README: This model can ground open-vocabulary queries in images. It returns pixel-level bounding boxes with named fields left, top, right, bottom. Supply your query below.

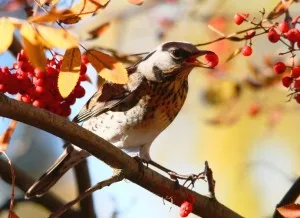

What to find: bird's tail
left=25, top=144, right=89, bottom=199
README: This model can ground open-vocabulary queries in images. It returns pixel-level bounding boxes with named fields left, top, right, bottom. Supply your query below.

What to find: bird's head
left=136, top=41, right=212, bottom=82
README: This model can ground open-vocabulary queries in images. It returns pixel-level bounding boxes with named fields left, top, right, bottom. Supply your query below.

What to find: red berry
left=291, top=67, right=300, bottom=78
left=35, top=86, right=45, bottom=93
left=204, top=53, right=219, bottom=68
left=180, top=201, right=193, bottom=217
left=233, top=13, right=248, bottom=25
left=34, top=69, right=45, bottom=78
left=295, top=94, right=300, bottom=104
left=79, top=74, right=88, bottom=82
left=46, top=66, right=58, bottom=76
left=281, top=76, right=293, bottom=88
left=248, top=103, right=260, bottom=117
left=65, top=95, right=76, bottom=105
left=285, top=28, right=300, bottom=43
left=33, top=77, right=45, bottom=86
left=273, top=62, right=286, bottom=74
left=74, top=86, right=85, bottom=98
left=268, top=28, right=280, bottom=43
left=81, top=54, right=89, bottom=64
left=61, top=103, right=71, bottom=117
left=21, top=94, right=31, bottom=103
left=0, top=84, right=6, bottom=93
left=32, top=99, right=45, bottom=108
left=80, top=63, right=87, bottom=75
left=278, top=21, right=289, bottom=33
left=294, top=80, right=300, bottom=90
left=241, top=46, right=252, bottom=56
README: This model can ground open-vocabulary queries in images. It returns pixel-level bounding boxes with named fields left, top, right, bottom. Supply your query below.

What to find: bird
left=25, top=41, right=212, bottom=199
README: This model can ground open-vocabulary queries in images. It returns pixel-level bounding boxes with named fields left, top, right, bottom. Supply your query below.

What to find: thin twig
left=49, top=170, right=125, bottom=218
left=0, top=151, right=15, bottom=215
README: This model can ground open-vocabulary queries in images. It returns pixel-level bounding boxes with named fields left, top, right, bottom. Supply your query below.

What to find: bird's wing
left=72, top=68, right=145, bottom=123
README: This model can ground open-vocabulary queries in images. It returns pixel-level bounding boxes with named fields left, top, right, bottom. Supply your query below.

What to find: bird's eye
left=170, top=49, right=190, bottom=60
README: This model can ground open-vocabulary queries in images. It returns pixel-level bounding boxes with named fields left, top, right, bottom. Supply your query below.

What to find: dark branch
left=0, top=94, right=243, bottom=218
left=0, top=158, right=80, bottom=218
left=8, top=35, right=22, bottom=58
left=73, top=160, right=96, bottom=218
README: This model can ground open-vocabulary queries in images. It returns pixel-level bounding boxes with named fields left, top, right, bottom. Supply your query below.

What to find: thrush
left=25, top=41, right=212, bottom=199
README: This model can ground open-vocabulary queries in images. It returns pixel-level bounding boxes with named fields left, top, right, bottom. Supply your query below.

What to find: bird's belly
left=82, top=106, right=162, bottom=149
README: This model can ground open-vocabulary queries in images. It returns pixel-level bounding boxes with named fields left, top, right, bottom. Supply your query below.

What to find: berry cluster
left=0, top=50, right=88, bottom=117
left=234, top=11, right=300, bottom=104
left=233, top=13, right=300, bottom=57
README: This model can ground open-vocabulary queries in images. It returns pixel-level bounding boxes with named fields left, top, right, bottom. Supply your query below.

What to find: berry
left=204, top=53, right=219, bottom=68
left=80, top=63, right=87, bottom=75
left=291, top=67, right=300, bottom=78
left=32, top=99, right=45, bottom=108
left=0, top=84, right=6, bottom=93
left=241, top=46, right=252, bottom=56
left=81, top=54, right=89, bottom=64
left=33, top=77, right=45, bottom=86
left=281, top=76, right=293, bottom=88
left=233, top=13, right=249, bottom=25
left=46, top=66, right=58, bottom=76
left=21, top=94, right=31, bottom=103
left=35, top=86, right=45, bottom=93
left=295, top=94, right=300, bottom=104
left=248, top=103, right=260, bottom=117
left=273, top=62, right=286, bottom=74
left=79, top=74, right=88, bottom=82
left=278, top=21, right=289, bottom=33
left=34, top=69, right=45, bottom=78
left=285, top=28, right=300, bottom=43
left=294, top=79, right=300, bottom=90
left=74, top=86, right=85, bottom=98
left=268, top=28, right=280, bottom=43
left=180, top=201, right=193, bottom=217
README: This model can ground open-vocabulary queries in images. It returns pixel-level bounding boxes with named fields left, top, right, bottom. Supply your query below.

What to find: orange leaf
left=278, top=204, right=300, bottom=218
left=58, top=47, right=81, bottom=98
left=0, top=18, right=14, bottom=54
left=87, top=49, right=128, bottom=84
left=88, top=22, right=110, bottom=39
left=20, top=24, right=47, bottom=70
left=128, top=0, right=144, bottom=5
left=0, top=120, right=17, bottom=151
left=36, top=25, right=78, bottom=49
left=60, top=0, right=110, bottom=24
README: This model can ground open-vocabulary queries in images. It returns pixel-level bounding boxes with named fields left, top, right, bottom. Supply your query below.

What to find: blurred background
left=0, top=0, right=299, bottom=217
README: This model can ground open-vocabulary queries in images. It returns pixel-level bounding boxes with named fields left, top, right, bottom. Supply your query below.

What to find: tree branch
left=273, top=177, right=300, bottom=218
left=0, top=94, right=243, bottom=218
left=73, top=160, right=96, bottom=218
left=0, top=158, right=80, bottom=218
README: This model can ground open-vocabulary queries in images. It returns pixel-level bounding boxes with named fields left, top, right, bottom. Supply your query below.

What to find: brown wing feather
left=72, top=67, right=145, bottom=123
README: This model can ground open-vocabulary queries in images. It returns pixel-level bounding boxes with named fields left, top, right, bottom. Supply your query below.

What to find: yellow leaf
left=0, top=18, right=14, bottom=53
left=87, top=50, right=128, bottom=84
left=58, top=47, right=81, bottom=98
left=37, top=25, right=78, bottom=49
left=20, top=24, right=47, bottom=70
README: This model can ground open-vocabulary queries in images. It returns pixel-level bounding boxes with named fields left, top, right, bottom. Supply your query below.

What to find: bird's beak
left=185, top=50, right=212, bottom=68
